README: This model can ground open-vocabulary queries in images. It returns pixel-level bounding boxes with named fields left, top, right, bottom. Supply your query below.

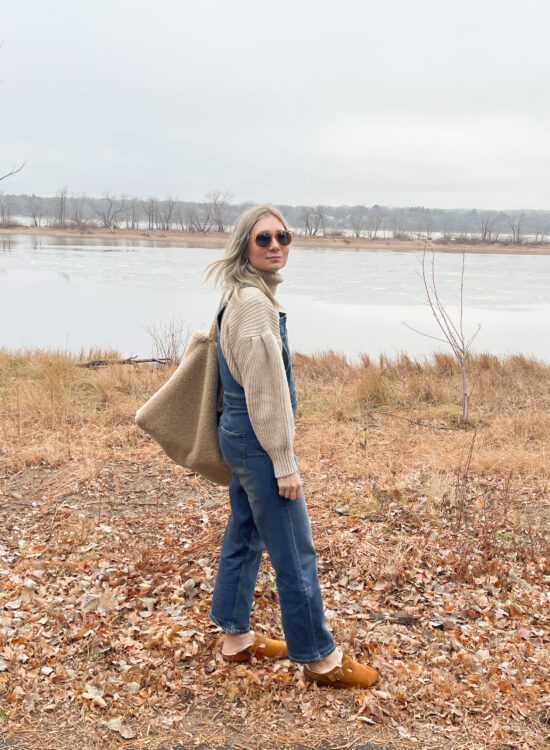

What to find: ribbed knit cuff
left=271, top=450, right=298, bottom=478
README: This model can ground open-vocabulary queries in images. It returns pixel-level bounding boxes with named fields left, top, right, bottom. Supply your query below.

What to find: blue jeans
left=209, top=401, right=335, bottom=663
left=209, top=306, right=335, bottom=664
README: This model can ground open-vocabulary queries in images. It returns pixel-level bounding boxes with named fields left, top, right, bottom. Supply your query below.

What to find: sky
left=2, top=0, right=550, bottom=210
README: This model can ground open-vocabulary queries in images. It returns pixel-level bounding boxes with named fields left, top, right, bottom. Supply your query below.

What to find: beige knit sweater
left=220, top=270, right=296, bottom=478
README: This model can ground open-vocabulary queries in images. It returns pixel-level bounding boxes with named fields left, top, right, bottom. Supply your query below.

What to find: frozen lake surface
left=0, top=234, right=548, bottom=362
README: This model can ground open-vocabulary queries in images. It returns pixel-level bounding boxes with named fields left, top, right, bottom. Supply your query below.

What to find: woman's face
left=246, top=214, right=290, bottom=273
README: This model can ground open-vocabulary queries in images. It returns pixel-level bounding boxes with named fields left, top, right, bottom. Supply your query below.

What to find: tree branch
left=0, top=161, right=25, bottom=182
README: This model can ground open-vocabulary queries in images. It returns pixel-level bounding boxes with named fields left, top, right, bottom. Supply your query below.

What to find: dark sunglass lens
left=255, top=232, right=271, bottom=247
left=277, top=231, right=292, bottom=246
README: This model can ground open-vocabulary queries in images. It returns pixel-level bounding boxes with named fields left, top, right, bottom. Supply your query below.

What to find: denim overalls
left=209, top=301, right=335, bottom=664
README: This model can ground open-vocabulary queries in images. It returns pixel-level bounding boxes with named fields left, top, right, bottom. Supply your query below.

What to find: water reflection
left=32, top=236, right=223, bottom=250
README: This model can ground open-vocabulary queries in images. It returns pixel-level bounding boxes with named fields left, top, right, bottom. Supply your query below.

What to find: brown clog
left=303, top=652, right=378, bottom=688
left=222, top=634, right=288, bottom=663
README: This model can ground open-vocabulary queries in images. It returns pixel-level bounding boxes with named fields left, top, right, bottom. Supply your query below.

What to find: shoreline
left=2, top=225, right=550, bottom=254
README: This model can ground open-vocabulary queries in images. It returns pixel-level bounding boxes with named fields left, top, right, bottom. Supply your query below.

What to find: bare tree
left=56, top=186, right=68, bottom=226
left=145, top=198, right=158, bottom=230
left=158, top=196, right=177, bottom=230
left=299, top=205, right=314, bottom=235
left=440, top=212, right=454, bottom=242
left=508, top=212, right=524, bottom=244
left=176, top=204, right=187, bottom=231
left=0, top=51, right=25, bottom=186
left=404, top=251, right=481, bottom=422
left=69, top=192, right=86, bottom=226
left=126, top=197, right=141, bottom=229
left=349, top=206, right=368, bottom=237
left=477, top=211, right=497, bottom=243
left=312, top=205, right=326, bottom=236
left=421, top=209, right=434, bottom=238
left=206, top=191, right=232, bottom=232
left=299, top=205, right=326, bottom=236
left=0, top=193, right=13, bottom=225
left=94, top=194, right=125, bottom=229
left=185, top=203, right=212, bottom=233
left=388, top=207, right=406, bottom=239
left=26, top=194, right=43, bottom=226
left=0, top=162, right=25, bottom=182
left=366, top=206, right=384, bottom=238
left=532, top=214, right=548, bottom=244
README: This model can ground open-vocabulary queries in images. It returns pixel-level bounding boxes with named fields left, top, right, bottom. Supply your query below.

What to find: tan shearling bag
left=135, top=312, right=232, bottom=486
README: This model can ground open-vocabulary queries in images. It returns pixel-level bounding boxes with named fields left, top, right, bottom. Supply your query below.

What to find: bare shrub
left=404, top=251, right=481, bottom=422
left=145, top=318, right=190, bottom=363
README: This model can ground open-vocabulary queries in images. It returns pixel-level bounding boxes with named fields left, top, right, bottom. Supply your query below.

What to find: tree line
left=0, top=189, right=549, bottom=243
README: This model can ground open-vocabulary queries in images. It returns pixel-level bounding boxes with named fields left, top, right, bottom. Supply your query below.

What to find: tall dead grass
left=0, top=348, right=175, bottom=473
left=1, top=348, right=549, bottom=492
left=294, top=349, right=550, bottom=418
left=293, top=350, right=550, bottom=507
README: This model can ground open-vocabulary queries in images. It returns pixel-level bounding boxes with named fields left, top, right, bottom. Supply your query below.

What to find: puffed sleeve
left=221, top=289, right=296, bottom=478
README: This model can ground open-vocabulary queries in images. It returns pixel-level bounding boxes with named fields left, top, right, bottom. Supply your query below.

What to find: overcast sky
left=2, top=0, right=549, bottom=210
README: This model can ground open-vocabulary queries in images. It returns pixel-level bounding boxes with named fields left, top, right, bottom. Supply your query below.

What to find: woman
left=204, top=205, right=377, bottom=688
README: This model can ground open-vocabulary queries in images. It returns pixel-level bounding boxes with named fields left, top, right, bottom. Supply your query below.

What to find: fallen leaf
left=106, top=717, right=136, bottom=739
left=7, top=686, right=25, bottom=703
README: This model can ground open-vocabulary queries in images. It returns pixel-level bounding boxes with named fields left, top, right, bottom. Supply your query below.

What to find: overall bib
left=209, top=302, right=335, bottom=663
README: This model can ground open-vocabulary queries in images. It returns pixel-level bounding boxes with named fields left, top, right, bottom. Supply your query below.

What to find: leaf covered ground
left=0, top=350, right=549, bottom=750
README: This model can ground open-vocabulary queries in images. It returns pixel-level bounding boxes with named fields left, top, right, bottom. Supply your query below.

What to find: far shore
left=2, top=224, right=550, bottom=254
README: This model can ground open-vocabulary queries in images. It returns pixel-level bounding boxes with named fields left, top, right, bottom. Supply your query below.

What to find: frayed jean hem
left=208, top=610, right=250, bottom=635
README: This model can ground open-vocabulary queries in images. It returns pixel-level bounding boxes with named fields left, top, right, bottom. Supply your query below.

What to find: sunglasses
left=252, top=230, right=293, bottom=248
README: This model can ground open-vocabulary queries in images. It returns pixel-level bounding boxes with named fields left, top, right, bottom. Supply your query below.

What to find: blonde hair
left=203, top=204, right=288, bottom=307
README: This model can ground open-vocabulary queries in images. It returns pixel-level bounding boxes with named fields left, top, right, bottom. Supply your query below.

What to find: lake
left=1, top=234, right=549, bottom=362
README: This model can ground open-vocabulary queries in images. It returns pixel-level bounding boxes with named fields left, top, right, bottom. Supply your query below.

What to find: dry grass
left=294, top=348, right=550, bottom=434
left=0, top=348, right=170, bottom=476
left=2, top=346, right=549, bottom=509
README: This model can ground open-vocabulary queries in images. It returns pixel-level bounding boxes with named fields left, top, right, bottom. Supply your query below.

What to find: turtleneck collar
left=249, top=266, right=284, bottom=295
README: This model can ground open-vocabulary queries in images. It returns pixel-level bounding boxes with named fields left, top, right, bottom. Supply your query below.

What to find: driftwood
left=79, top=356, right=173, bottom=368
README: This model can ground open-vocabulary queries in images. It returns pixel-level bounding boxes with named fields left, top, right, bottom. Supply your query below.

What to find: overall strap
left=209, top=299, right=229, bottom=341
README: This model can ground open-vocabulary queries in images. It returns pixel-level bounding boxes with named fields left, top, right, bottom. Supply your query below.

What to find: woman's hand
left=277, top=473, right=302, bottom=501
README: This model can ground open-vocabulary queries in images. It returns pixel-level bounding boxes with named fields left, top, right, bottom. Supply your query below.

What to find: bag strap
left=208, top=314, right=218, bottom=341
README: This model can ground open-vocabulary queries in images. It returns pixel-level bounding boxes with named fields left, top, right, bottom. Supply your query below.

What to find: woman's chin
left=248, top=252, right=287, bottom=272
